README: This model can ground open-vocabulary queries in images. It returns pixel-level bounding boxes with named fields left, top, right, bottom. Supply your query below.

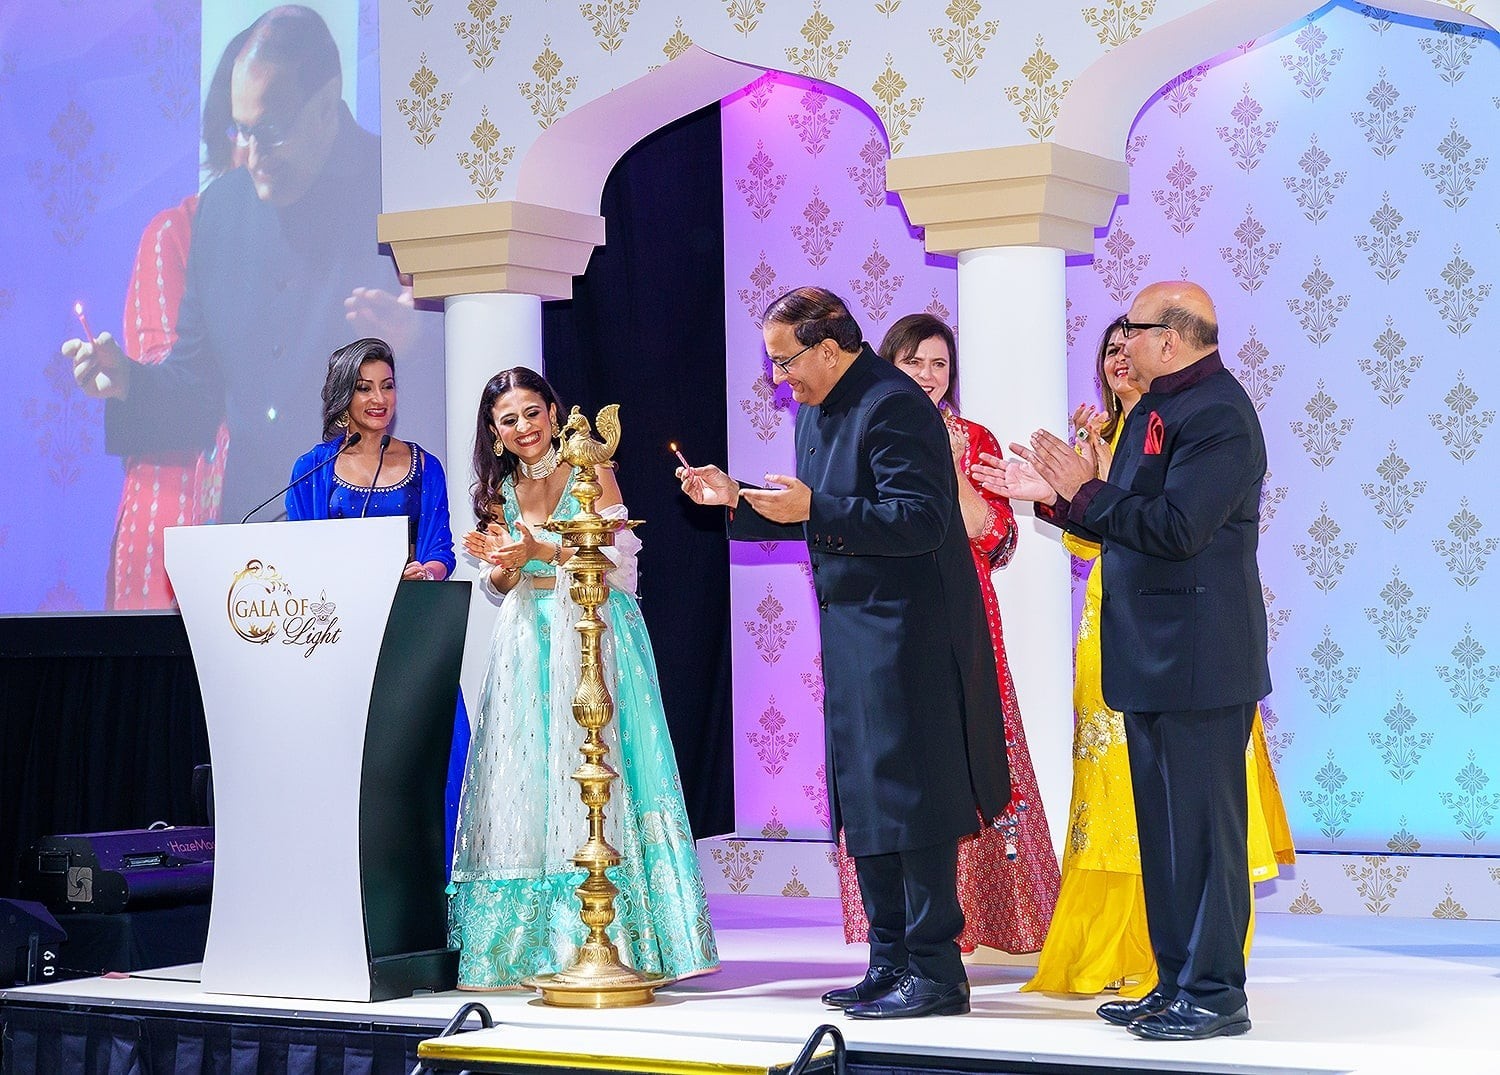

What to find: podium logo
left=227, top=559, right=343, bottom=656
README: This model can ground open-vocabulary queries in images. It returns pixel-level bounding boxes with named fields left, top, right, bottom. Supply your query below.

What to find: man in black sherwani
left=680, top=286, right=1009, bottom=1019
left=980, top=280, right=1269, bottom=1042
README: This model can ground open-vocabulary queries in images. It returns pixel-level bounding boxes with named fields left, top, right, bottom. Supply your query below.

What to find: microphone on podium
left=359, top=434, right=392, bottom=519
left=239, top=432, right=362, bottom=524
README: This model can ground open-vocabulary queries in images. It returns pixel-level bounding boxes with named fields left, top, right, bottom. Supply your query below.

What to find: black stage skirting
left=0, top=1000, right=1197, bottom=1075
left=0, top=1002, right=430, bottom=1074
left=0, top=995, right=1212, bottom=1073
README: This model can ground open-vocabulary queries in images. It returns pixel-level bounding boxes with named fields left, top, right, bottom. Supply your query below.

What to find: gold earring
left=336, top=411, right=349, bottom=428
left=493, top=435, right=504, bottom=458
left=551, top=420, right=562, bottom=439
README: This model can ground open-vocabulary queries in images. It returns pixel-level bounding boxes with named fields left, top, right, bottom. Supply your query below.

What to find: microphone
left=360, top=434, right=391, bottom=519
left=240, top=432, right=362, bottom=524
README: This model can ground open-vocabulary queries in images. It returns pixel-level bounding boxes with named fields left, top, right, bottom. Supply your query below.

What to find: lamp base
left=525, top=969, right=673, bottom=1009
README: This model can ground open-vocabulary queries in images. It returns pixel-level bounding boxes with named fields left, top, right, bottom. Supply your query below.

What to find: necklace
left=519, top=443, right=561, bottom=481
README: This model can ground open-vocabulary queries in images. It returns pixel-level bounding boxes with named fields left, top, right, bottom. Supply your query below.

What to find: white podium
left=165, top=517, right=468, bottom=1002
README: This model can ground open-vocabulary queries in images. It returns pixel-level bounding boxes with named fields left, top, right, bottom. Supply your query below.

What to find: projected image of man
left=66, top=4, right=430, bottom=524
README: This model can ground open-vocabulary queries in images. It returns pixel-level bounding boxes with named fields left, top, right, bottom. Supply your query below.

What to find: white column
left=442, top=292, right=544, bottom=714
left=957, top=245, right=1072, bottom=862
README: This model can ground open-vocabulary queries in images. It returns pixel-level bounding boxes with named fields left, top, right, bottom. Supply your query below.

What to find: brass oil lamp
left=525, top=405, right=667, bottom=1008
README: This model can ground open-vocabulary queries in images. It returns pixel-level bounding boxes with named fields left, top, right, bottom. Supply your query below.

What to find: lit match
left=72, top=300, right=113, bottom=394
left=73, top=301, right=97, bottom=343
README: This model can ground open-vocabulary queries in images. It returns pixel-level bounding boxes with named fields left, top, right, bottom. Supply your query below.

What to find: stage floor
left=3, top=892, right=1496, bottom=1074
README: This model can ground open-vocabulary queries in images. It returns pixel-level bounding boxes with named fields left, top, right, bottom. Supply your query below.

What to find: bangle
left=547, top=542, right=561, bottom=565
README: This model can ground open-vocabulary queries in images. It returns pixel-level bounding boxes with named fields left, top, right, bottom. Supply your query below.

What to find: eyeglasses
left=227, top=115, right=295, bottom=150
left=1119, top=319, right=1173, bottom=339
left=226, top=84, right=325, bottom=150
left=768, top=341, right=816, bottom=374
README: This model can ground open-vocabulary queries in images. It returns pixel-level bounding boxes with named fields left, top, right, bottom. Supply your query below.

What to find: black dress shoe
left=821, top=965, right=905, bottom=1008
left=1127, top=999, right=1251, bottom=1041
left=843, top=973, right=970, bottom=1019
left=1096, top=991, right=1172, bottom=1026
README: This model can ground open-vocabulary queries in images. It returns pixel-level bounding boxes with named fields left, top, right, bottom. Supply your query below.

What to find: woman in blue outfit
left=285, top=337, right=469, bottom=863
left=450, top=367, right=718, bottom=989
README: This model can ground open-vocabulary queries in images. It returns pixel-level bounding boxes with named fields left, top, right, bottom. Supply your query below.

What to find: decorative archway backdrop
left=378, top=1, right=1500, bottom=216
left=713, top=4, right=1500, bottom=862
left=1065, top=4, right=1500, bottom=857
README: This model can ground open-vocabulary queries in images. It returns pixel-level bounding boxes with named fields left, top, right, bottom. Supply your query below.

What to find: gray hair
left=1158, top=304, right=1218, bottom=349
left=321, top=338, right=394, bottom=441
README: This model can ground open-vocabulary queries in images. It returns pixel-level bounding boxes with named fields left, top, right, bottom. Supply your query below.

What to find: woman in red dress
left=833, top=312, right=1061, bottom=953
left=108, top=197, right=229, bottom=608
left=105, top=30, right=250, bottom=608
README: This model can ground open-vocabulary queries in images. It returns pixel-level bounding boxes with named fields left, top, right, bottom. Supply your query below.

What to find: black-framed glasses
left=1119, top=319, right=1173, bottom=339
left=768, top=341, right=816, bottom=374
left=227, top=116, right=294, bottom=150
left=226, top=84, right=325, bottom=150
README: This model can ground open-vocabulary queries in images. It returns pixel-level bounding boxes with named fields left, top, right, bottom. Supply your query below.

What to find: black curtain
left=542, top=103, right=734, bottom=838
left=0, top=617, right=210, bottom=901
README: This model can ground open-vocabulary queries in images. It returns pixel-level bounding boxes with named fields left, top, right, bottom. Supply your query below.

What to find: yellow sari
left=1022, top=426, right=1294, bottom=998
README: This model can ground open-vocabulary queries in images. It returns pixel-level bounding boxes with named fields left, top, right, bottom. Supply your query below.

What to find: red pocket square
left=1143, top=411, right=1164, bottom=455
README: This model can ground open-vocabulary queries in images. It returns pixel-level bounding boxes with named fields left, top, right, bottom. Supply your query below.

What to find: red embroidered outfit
left=835, top=415, right=1061, bottom=953
left=107, top=197, right=230, bottom=609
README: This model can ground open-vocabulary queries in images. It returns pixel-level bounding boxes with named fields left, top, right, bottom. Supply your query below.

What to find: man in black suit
left=979, top=280, right=1268, bottom=1041
left=679, top=286, right=1009, bottom=1019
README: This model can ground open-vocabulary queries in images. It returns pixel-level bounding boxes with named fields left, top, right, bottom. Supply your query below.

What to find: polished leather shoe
left=1096, top=991, right=1173, bottom=1026
left=843, top=973, right=970, bottom=1019
left=821, top=965, right=905, bottom=1008
left=1127, top=999, right=1251, bottom=1041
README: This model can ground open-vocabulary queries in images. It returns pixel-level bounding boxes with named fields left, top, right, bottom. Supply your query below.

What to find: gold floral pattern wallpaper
left=379, top=0, right=1263, bottom=213
left=720, top=71, right=957, bottom=840
left=1063, top=5, right=1500, bottom=860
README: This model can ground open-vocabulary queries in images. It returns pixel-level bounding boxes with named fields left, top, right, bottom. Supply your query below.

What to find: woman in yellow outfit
left=1021, top=316, right=1295, bottom=998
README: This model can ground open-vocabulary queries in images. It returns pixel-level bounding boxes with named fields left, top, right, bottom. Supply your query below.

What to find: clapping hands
left=1070, top=403, right=1114, bottom=479
left=1008, top=428, right=1097, bottom=502
left=464, top=520, right=537, bottom=573
left=971, top=452, right=1056, bottom=504
left=943, top=410, right=969, bottom=464
left=970, top=414, right=1103, bottom=505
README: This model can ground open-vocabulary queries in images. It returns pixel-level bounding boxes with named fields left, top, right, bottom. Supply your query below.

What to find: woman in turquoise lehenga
left=449, top=367, right=718, bottom=989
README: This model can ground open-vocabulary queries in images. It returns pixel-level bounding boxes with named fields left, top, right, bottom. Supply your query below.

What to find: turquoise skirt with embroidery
left=448, top=585, right=718, bottom=988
